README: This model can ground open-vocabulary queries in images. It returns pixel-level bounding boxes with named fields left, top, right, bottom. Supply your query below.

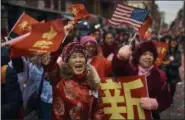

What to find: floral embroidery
left=53, top=97, right=65, bottom=116
left=69, top=103, right=82, bottom=120
left=64, top=81, right=76, bottom=99
left=64, top=81, right=90, bottom=103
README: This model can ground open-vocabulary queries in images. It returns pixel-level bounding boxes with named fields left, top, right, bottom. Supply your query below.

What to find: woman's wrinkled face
left=139, top=51, right=154, bottom=68
left=105, top=33, right=113, bottom=45
left=84, top=41, right=97, bottom=58
left=68, top=52, right=86, bottom=75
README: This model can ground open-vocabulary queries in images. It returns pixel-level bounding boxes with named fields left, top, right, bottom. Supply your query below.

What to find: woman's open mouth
left=73, top=64, right=85, bottom=74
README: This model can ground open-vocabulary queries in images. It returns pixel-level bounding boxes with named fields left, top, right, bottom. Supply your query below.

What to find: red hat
left=61, top=42, right=88, bottom=62
left=132, top=41, right=158, bottom=65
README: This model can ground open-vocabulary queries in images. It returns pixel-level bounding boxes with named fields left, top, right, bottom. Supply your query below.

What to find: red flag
left=138, top=15, right=152, bottom=39
left=8, top=19, right=65, bottom=58
left=153, top=41, right=169, bottom=66
left=11, top=12, right=39, bottom=35
left=68, top=4, right=89, bottom=23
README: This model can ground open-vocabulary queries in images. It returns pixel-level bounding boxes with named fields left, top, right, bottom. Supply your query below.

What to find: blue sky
left=156, top=1, right=184, bottom=24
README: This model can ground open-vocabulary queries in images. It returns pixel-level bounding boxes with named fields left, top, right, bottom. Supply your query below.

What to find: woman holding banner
left=112, top=41, right=172, bottom=119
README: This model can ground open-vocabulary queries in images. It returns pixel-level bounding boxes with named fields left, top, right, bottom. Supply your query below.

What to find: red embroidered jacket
left=52, top=65, right=104, bottom=120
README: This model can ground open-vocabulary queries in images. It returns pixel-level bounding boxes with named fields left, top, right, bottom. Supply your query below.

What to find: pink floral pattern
left=64, top=81, right=76, bottom=99
left=69, top=103, right=82, bottom=120
left=53, top=96, right=65, bottom=116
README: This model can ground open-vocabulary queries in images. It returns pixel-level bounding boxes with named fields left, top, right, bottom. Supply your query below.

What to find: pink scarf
left=138, top=65, right=154, bottom=77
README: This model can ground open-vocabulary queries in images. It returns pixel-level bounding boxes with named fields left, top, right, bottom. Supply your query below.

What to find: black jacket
left=1, top=47, right=23, bottom=119
left=160, top=46, right=181, bottom=83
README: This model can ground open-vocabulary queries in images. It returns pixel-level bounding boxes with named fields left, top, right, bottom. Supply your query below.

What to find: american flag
left=109, top=4, right=150, bottom=31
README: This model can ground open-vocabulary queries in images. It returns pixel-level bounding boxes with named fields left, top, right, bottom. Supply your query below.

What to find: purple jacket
left=112, top=56, right=172, bottom=113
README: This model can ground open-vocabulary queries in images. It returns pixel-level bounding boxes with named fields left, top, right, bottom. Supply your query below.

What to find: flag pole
left=7, top=12, right=25, bottom=39
left=62, top=20, right=75, bottom=44
left=129, top=32, right=137, bottom=44
left=62, top=31, right=69, bottom=43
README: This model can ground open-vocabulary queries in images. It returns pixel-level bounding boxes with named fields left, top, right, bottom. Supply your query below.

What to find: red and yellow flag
left=8, top=19, right=65, bottom=58
left=68, top=4, right=89, bottom=23
left=138, top=15, right=152, bottom=40
left=11, top=12, right=39, bottom=35
left=153, top=41, right=169, bottom=66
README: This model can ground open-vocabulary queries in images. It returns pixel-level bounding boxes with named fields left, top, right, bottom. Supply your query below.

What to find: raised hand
left=117, top=45, right=132, bottom=60
left=64, top=21, right=74, bottom=35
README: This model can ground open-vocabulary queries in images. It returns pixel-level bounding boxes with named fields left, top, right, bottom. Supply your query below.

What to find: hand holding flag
left=62, top=21, right=74, bottom=44
left=64, top=21, right=74, bottom=35
left=109, top=3, right=151, bottom=42
left=109, top=4, right=150, bottom=31
left=6, top=19, right=65, bottom=58
left=66, top=4, right=89, bottom=42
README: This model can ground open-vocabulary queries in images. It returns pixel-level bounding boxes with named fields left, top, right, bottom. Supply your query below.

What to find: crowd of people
left=1, top=18, right=184, bottom=120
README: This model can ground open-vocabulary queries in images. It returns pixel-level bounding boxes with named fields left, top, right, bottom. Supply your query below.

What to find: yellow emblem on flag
left=42, top=26, right=57, bottom=41
left=29, top=48, right=48, bottom=55
left=72, top=8, right=79, bottom=16
left=161, top=47, right=167, bottom=55
left=18, top=21, right=31, bottom=31
left=33, top=40, right=53, bottom=49
left=32, top=26, right=57, bottom=49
